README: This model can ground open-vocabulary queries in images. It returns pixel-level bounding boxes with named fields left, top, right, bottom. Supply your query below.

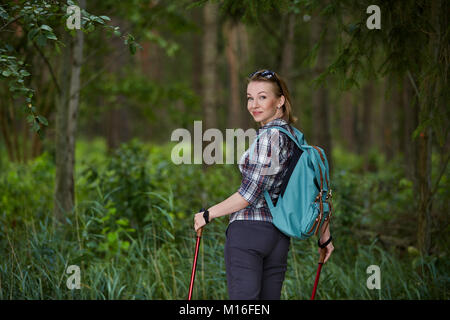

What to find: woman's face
left=247, top=81, right=285, bottom=126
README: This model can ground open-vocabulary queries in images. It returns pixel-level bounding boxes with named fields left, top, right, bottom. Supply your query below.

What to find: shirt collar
left=259, top=118, right=288, bottom=130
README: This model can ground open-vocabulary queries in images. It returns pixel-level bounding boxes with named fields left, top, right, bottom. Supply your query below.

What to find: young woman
left=194, top=69, right=334, bottom=300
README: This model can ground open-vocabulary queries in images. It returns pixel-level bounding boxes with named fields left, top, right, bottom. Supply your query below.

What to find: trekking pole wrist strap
left=203, top=209, right=210, bottom=224
left=318, top=235, right=332, bottom=249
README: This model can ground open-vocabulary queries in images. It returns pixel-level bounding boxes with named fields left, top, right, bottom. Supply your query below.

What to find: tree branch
left=0, top=14, right=23, bottom=32
left=407, top=69, right=420, bottom=98
left=32, top=41, right=61, bottom=95
left=430, top=149, right=450, bottom=202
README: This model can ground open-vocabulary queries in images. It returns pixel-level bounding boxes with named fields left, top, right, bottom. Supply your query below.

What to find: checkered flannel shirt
left=230, top=118, right=296, bottom=224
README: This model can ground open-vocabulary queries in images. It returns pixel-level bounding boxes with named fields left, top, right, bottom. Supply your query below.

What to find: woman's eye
left=247, top=97, right=253, bottom=101
left=260, top=96, right=266, bottom=99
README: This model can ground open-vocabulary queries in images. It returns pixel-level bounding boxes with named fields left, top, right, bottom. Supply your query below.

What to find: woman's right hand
left=194, top=211, right=207, bottom=233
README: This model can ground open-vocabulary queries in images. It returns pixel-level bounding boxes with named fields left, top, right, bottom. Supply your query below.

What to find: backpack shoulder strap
left=267, top=126, right=304, bottom=149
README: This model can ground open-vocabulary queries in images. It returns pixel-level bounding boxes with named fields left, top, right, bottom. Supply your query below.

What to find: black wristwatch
left=318, top=235, right=333, bottom=249
left=203, top=209, right=210, bottom=224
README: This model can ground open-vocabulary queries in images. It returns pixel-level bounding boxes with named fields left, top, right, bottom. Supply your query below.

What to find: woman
left=194, top=69, right=334, bottom=300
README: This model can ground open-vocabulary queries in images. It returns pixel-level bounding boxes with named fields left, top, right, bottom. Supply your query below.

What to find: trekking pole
left=310, top=248, right=326, bottom=300
left=188, top=208, right=205, bottom=300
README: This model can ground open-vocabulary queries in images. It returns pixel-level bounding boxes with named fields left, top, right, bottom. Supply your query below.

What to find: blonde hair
left=247, top=69, right=298, bottom=124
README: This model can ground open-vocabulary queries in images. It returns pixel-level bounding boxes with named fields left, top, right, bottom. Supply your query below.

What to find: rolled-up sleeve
left=237, top=129, right=286, bottom=205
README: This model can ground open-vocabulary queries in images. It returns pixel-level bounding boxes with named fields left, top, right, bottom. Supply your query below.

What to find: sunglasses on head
left=248, top=70, right=284, bottom=95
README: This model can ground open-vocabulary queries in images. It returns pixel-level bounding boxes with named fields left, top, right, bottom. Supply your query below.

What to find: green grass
left=1, top=215, right=447, bottom=300
left=0, top=138, right=448, bottom=300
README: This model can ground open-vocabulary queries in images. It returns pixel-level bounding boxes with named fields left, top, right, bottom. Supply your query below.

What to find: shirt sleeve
left=237, top=128, right=288, bottom=205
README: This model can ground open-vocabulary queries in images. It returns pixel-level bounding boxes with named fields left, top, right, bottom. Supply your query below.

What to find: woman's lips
left=252, top=111, right=262, bottom=116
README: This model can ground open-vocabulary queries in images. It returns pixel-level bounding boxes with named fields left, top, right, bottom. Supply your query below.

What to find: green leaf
left=46, top=33, right=57, bottom=41
left=116, top=218, right=129, bottom=226
left=129, top=43, right=136, bottom=55
left=0, top=7, right=9, bottom=20
left=40, top=24, right=53, bottom=32
left=107, top=231, right=118, bottom=243
left=2, top=70, right=11, bottom=77
left=36, top=34, right=47, bottom=47
left=37, top=115, right=48, bottom=126
left=32, top=121, right=40, bottom=132
left=86, top=23, right=95, bottom=32
left=28, top=28, right=39, bottom=41
left=20, top=69, right=30, bottom=77
left=90, top=15, right=104, bottom=24
left=120, top=241, right=130, bottom=250
left=99, top=15, right=111, bottom=21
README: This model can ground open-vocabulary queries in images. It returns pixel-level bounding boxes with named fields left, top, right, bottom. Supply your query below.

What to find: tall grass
left=1, top=206, right=447, bottom=300
left=0, top=139, right=448, bottom=300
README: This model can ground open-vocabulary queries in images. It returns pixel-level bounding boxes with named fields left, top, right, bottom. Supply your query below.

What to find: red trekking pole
left=188, top=208, right=205, bottom=300
left=310, top=248, right=326, bottom=300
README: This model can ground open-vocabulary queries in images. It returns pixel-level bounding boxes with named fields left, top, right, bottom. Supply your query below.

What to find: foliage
left=0, top=138, right=448, bottom=299
left=0, top=0, right=140, bottom=135
left=0, top=151, right=54, bottom=225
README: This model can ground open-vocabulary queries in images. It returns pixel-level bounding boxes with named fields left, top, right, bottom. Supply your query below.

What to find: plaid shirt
left=230, top=118, right=296, bottom=224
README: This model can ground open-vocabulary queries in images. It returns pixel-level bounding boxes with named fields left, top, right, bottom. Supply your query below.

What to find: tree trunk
left=311, top=15, right=333, bottom=175
left=191, top=7, right=203, bottom=97
left=54, top=0, right=85, bottom=223
left=236, top=22, right=254, bottom=129
left=0, top=100, right=15, bottom=162
left=280, top=12, right=296, bottom=87
left=202, top=2, right=218, bottom=131
left=340, top=90, right=355, bottom=152
left=224, top=19, right=241, bottom=129
left=362, top=83, right=374, bottom=170
left=415, top=124, right=432, bottom=256
left=381, top=78, right=394, bottom=162
left=415, top=0, right=442, bottom=256
left=201, top=2, right=219, bottom=172
left=402, top=76, right=417, bottom=181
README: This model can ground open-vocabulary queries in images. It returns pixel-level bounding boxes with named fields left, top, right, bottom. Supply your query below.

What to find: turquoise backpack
left=250, top=125, right=334, bottom=240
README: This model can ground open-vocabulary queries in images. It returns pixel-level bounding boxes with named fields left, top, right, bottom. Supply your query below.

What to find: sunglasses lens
left=261, top=71, right=273, bottom=78
left=248, top=70, right=283, bottom=94
left=249, top=70, right=274, bottom=78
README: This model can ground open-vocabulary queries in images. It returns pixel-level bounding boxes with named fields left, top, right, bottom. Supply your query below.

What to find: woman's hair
left=247, top=69, right=298, bottom=124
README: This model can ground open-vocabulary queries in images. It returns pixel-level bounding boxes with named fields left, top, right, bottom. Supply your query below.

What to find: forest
left=0, top=0, right=448, bottom=300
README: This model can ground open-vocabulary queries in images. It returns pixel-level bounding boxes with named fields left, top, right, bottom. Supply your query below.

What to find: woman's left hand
left=318, top=241, right=334, bottom=264
left=194, top=211, right=207, bottom=232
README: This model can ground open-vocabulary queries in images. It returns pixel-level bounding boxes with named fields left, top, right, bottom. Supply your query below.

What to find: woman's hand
left=318, top=241, right=334, bottom=264
left=194, top=211, right=208, bottom=232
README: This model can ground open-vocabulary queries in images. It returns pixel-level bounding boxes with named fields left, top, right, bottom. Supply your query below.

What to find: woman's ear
left=277, top=95, right=285, bottom=109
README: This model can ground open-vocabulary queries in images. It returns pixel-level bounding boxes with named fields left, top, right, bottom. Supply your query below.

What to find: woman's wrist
left=318, top=235, right=333, bottom=248
left=208, top=205, right=219, bottom=221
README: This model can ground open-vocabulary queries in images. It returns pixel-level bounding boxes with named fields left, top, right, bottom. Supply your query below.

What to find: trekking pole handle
left=319, top=248, right=326, bottom=264
left=196, top=208, right=206, bottom=237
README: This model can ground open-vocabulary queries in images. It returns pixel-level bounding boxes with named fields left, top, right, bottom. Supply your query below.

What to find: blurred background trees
left=0, top=0, right=448, bottom=299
